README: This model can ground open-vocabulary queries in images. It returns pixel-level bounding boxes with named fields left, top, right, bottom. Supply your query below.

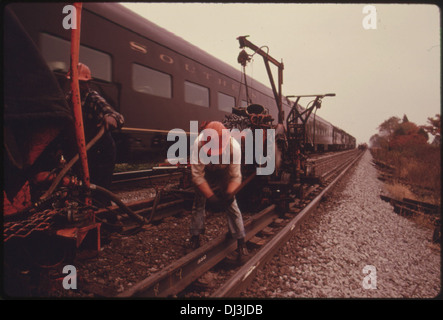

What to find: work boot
left=190, top=235, right=200, bottom=250
left=237, top=238, right=249, bottom=263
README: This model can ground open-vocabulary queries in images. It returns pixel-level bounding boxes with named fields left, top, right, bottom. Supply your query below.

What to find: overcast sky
left=121, top=3, right=440, bottom=145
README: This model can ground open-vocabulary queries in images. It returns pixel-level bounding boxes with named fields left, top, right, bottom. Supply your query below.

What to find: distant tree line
left=370, top=114, right=440, bottom=150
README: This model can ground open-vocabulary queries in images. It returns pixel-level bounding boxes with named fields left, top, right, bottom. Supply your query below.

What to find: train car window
left=218, top=92, right=235, bottom=112
left=132, top=63, right=172, bottom=98
left=184, top=81, right=209, bottom=107
left=39, top=33, right=111, bottom=82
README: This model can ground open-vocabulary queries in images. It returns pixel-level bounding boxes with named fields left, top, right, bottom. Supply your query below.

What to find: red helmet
left=201, top=121, right=230, bottom=156
left=66, top=63, right=92, bottom=81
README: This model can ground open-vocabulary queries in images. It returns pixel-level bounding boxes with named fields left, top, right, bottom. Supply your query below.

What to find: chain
left=3, top=209, right=58, bottom=242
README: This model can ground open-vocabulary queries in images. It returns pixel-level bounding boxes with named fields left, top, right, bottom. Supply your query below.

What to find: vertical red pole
left=70, top=2, right=91, bottom=206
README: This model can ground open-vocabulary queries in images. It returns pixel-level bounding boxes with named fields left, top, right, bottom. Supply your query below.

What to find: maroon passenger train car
left=8, top=2, right=355, bottom=163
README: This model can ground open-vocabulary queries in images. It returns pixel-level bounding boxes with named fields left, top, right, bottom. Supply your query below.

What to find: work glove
left=206, top=194, right=224, bottom=213
left=206, top=194, right=235, bottom=212
left=207, top=195, right=234, bottom=213
left=102, top=114, right=118, bottom=130
left=221, top=193, right=235, bottom=207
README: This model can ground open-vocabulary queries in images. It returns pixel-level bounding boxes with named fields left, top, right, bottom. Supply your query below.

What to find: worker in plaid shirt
left=66, top=63, right=124, bottom=192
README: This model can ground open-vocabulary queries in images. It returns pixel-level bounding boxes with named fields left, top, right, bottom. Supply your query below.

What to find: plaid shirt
left=67, top=89, right=124, bottom=138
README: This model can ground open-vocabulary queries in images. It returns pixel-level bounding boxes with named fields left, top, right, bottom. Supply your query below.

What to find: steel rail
left=212, top=150, right=365, bottom=297
left=117, top=204, right=277, bottom=298
left=94, top=196, right=186, bottom=226
left=320, top=150, right=360, bottom=182
left=380, top=194, right=440, bottom=217
left=112, top=169, right=183, bottom=184
left=307, top=149, right=359, bottom=180
left=134, top=199, right=185, bottom=222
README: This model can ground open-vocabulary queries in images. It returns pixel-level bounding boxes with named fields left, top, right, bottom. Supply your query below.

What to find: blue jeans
left=190, top=191, right=246, bottom=240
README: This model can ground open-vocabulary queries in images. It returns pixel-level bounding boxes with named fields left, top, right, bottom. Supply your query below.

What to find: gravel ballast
left=242, top=151, right=441, bottom=298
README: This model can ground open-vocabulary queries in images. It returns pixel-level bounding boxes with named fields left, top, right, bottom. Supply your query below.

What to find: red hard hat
left=201, top=121, right=230, bottom=156
left=66, top=63, right=92, bottom=81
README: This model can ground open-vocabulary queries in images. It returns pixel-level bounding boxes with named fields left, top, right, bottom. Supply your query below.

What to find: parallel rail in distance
left=380, top=194, right=440, bottom=217
left=111, top=167, right=184, bottom=184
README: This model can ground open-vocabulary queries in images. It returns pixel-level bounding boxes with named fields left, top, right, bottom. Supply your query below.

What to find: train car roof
left=85, top=3, right=274, bottom=97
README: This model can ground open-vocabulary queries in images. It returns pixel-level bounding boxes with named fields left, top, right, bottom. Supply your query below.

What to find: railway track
left=116, top=149, right=364, bottom=298
left=3, top=150, right=364, bottom=298
left=111, top=166, right=185, bottom=190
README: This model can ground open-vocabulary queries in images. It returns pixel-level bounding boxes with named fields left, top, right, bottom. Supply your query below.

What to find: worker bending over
left=189, top=121, right=249, bottom=262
